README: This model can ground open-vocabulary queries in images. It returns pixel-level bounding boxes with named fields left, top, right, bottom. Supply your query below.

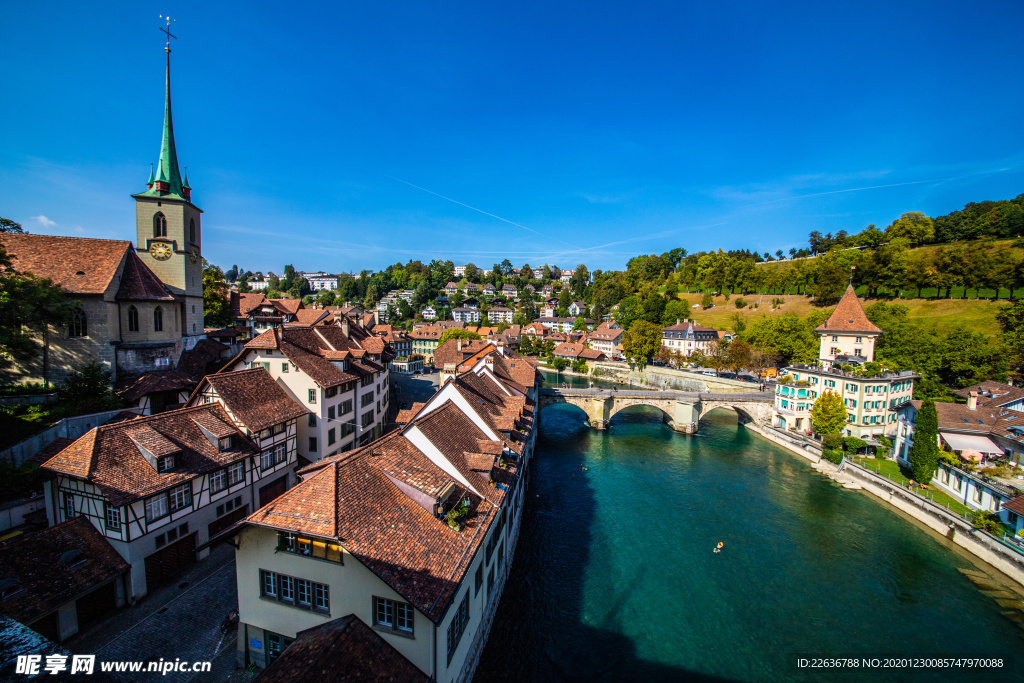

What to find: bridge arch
left=607, top=402, right=674, bottom=425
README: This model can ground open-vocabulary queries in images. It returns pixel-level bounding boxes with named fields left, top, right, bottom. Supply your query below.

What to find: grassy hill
left=674, top=292, right=1004, bottom=336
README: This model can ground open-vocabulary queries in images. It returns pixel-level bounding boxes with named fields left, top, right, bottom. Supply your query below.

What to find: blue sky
left=2, top=1, right=1023, bottom=274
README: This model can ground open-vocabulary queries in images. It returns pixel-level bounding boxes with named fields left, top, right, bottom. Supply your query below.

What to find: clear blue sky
left=2, top=1, right=1023, bottom=274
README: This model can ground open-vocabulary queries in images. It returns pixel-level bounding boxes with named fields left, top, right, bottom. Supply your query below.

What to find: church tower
left=133, top=32, right=205, bottom=339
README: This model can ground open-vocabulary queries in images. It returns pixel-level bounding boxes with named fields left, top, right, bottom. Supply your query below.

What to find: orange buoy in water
left=716, top=542, right=724, bottom=549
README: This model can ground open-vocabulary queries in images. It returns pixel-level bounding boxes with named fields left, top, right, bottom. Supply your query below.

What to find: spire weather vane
left=159, top=15, right=177, bottom=52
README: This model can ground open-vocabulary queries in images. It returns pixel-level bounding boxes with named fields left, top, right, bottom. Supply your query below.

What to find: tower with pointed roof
left=133, top=38, right=204, bottom=340
left=814, top=285, right=882, bottom=367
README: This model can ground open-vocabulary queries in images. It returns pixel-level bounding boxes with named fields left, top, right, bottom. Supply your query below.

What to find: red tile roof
left=256, top=615, right=430, bottom=683
left=40, top=404, right=260, bottom=506
left=0, top=517, right=129, bottom=626
left=115, top=250, right=175, bottom=301
left=815, top=285, right=882, bottom=334
left=0, top=234, right=131, bottom=295
left=194, top=368, right=309, bottom=433
left=259, top=370, right=534, bottom=623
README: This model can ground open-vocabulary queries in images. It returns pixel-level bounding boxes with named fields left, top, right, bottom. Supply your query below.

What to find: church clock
left=189, top=246, right=199, bottom=263
left=149, top=242, right=173, bottom=261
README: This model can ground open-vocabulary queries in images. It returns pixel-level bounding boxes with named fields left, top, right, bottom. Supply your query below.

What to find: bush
left=734, top=298, right=747, bottom=309
left=822, top=433, right=843, bottom=450
left=822, top=448, right=844, bottom=464
left=842, top=437, right=867, bottom=453
left=969, top=511, right=1004, bottom=534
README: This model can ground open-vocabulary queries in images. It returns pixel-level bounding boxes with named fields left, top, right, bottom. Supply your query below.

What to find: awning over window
left=939, top=432, right=1003, bottom=454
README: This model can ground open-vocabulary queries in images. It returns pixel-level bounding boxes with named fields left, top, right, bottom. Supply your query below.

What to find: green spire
left=153, top=51, right=184, bottom=196
left=147, top=163, right=155, bottom=186
left=182, top=166, right=190, bottom=190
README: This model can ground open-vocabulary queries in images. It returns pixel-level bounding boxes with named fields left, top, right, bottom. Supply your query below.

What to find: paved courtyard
left=392, top=369, right=440, bottom=406
left=69, top=545, right=251, bottom=682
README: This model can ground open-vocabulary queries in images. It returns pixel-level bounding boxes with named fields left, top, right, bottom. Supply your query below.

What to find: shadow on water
left=475, top=404, right=729, bottom=683
left=477, top=403, right=1024, bottom=683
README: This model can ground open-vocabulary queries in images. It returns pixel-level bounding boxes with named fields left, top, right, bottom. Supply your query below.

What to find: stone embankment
left=743, top=422, right=1024, bottom=590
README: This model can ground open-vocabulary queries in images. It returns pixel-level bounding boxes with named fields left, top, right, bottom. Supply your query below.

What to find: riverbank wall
left=743, top=422, right=1024, bottom=590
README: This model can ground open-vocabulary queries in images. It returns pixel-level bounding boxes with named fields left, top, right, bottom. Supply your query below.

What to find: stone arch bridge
left=538, top=388, right=774, bottom=434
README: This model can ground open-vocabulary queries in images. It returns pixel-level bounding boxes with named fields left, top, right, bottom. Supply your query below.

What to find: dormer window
left=219, top=436, right=233, bottom=451
left=61, top=549, right=87, bottom=569
left=158, top=455, right=175, bottom=473
left=0, top=578, right=25, bottom=602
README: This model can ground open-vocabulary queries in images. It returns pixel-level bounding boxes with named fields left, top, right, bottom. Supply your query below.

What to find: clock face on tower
left=149, top=242, right=172, bottom=261
left=189, top=246, right=199, bottom=264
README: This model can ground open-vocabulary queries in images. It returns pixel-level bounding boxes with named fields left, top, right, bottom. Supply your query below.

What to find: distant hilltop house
left=661, top=319, right=721, bottom=357
left=453, top=264, right=468, bottom=277
left=560, top=269, right=574, bottom=283
left=501, top=284, right=518, bottom=298
left=421, top=305, right=438, bottom=320
left=303, top=272, right=339, bottom=291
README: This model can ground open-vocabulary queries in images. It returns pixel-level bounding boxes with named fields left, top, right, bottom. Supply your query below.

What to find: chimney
left=967, top=391, right=978, bottom=411
left=341, top=317, right=350, bottom=338
left=457, top=339, right=463, bottom=351
left=676, top=318, right=680, bottom=326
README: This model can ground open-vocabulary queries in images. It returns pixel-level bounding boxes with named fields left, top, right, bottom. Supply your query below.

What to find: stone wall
left=588, top=362, right=758, bottom=393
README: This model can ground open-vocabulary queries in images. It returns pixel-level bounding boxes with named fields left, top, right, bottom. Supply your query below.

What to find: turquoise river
left=474, top=371, right=1023, bottom=681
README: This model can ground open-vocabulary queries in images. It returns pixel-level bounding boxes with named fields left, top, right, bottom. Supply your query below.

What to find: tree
left=621, top=320, right=661, bottom=368
left=464, top=263, right=479, bottom=282
left=570, top=264, right=590, bottom=298
left=572, top=317, right=588, bottom=331
left=61, top=362, right=121, bottom=414
left=747, top=348, right=779, bottom=380
left=438, top=328, right=481, bottom=345
left=701, top=291, right=714, bottom=309
left=908, top=400, right=939, bottom=483
left=0, top=217, right=24, bottom=233
left=499, top=259, right=513, bottom=277
left=551, top=357, right=569, bottom=372
left=0, top=243, right=74, bottom=377
left=810, top=390, right=847, bottom=436
left=704, top=339, right=730, bottom=376
left=886, top=211, right=935, bottom=244
left=519, top=334, right=534, bottom=355
left=202, top=261, right=233, bottom=328
left=726, top=339, right=752, bottom=373
left=996, top=300, right=1024, bottom=376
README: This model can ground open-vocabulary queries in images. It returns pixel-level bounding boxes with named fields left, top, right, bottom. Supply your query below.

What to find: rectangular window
left=276, top=532, right=343, bottom=564
left=308, top=413, right=317, bottom=427
left=146, top=494, right=169, bottom=522
left=296, top=579, right=312, bottom=607
left=974, top=486, right=984, bottom=503
left=308, top=389, right=317, bottom=404
left=157, top=455, right=175, bottom=472
left=328, top=405, right=335, bottom=420
left=265, top=631, right=294, bottom=667
left=475, top=564, right=484, bottom=595
left=105, top=505, right=121, bottom=530
left=280, top=575, right=295, bottom=602
left=315, top=583, right=330, bottom=611
left=340, top=399, right=353, bottom=415
left=361, top=393, right=374, bottom=408
left=63, top=492, right=76, bottom=518
left=309, top=437, right=317, bottom=452
left=227, top=461, right=245, bottom=486
left=328, top=428, right=336, bottom=445
left=210, top=468, right=227, bottom=493
left=361, top=411, right=374, bottom=428
left=373, top=596, right=415, bottom=637
left=169, top=483, right=192, bottom=512
left=218, top=436, right=233, bottom=451
left=326, top=386, right=338, bottom=398
left=282, top=362, right=289, bottom=373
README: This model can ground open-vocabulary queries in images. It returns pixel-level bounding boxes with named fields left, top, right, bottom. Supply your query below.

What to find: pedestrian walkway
left=69, top=545, right=241, bottom=682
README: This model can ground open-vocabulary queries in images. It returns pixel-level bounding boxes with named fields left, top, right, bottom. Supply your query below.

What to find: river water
left=476, top=385, right=1023, bottom=681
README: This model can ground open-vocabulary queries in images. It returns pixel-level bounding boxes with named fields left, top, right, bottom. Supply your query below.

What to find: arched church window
left=154, top=307, right=164, bottom=332
left=189, top=219, right=196, bottom=243
left=153, top=212, right=167, bottom=238
left=128, top=306, right=139, bottom=332
left=69, top=308, right=87, bottom=338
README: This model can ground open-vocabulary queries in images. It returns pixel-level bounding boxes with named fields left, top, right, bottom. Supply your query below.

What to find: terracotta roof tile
left=115, top=250, right=175, bottom=301
left=41, top=404, right=260, bottom=506
left=0, top=517, right=129, bottom=626
left=815, top=285, right=882, bottom=334
left=256, top=615, right=429, bottom=683
left=197, top=368, right=309, bottom=433
left=0, top=234, right=130, bottom=295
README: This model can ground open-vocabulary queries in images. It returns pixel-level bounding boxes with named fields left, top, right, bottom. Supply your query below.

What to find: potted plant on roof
left=445, top=503, right=468, bottom=531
